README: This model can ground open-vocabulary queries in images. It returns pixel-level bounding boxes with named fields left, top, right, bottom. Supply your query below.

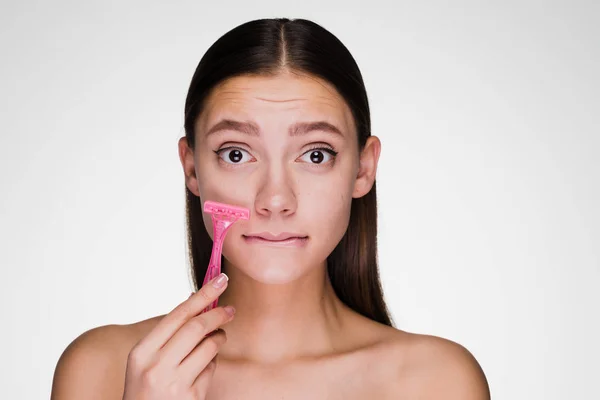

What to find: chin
left=250, top=265, right=305, bottom=284
left=223, top=245, right=323, bottom=285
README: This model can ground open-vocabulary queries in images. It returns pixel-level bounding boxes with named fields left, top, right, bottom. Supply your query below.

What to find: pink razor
left=201, top=200, right=250, bottom=313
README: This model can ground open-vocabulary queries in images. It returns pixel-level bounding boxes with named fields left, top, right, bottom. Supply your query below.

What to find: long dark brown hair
left=182, top=18, right=394, bottom=327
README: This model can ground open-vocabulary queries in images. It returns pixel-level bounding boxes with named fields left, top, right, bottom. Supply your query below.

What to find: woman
left=51, top=18, right=490, bottom=399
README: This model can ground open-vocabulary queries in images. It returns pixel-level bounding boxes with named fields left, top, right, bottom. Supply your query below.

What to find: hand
left=122, top=273, right=235, bottom=399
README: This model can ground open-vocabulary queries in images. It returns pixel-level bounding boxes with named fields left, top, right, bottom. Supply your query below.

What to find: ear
left=352, top=136, right=381, bottom=198
left=178, top=136, right=201, bottom=197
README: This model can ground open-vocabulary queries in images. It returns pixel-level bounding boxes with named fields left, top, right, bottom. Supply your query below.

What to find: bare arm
left=52, top=273, right=234, bottom=400
left=393, top=334, right=490, bottom=400
left=431, top=340, right=490, bottom=400
left=51, top=325, right=128, bottom=400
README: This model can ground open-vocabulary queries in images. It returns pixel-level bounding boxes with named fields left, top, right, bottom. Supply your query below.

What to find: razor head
left=203, top=200, right=250, bottom=220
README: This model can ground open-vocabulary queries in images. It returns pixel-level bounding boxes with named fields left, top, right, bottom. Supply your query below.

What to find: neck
left=215, top=259, right=353, bottom=365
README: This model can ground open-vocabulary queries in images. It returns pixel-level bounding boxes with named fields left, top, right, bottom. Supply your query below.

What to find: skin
left=180, top=70, right=380, bottom=366
left=50, top=70, right=490, bottom=399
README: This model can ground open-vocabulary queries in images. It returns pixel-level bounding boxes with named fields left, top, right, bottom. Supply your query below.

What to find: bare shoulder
left=51, top=315, right=165, bottom=400
left=380, top=329, right=490, bottom=399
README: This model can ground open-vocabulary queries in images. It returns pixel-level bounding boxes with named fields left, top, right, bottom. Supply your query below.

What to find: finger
left=159, top=305, right=234, bottom=367
left=191, top=356, right=218, bottom=396
left=135, top=273, right=229, bottom=354
left=181, top=330, right=226, bottom=388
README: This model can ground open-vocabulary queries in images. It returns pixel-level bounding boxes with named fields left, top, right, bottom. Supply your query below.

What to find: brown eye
left=310, top=151, right=324, bottom=163
left=299, top=148, right=337, bottom=164
left=229, top=149, right=243, bottom=162
left=216, top=147, right=252, bottom=164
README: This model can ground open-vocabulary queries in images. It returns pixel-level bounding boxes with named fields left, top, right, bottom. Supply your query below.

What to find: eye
left=298, top=147, right=338, bottom=165
left=215, top=147, right=254, bottom=164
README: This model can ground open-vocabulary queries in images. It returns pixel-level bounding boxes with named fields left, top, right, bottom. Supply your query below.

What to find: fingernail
left=212, top=273, right=229, bottom=288
left=224, top=305, right=236, bottom=316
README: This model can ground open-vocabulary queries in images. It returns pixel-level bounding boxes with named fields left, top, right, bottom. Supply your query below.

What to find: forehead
left=197, top=73, right=355, bottom=136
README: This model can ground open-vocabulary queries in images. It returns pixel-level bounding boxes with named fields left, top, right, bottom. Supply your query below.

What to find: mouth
left=243, top=232, right=309, bottom=247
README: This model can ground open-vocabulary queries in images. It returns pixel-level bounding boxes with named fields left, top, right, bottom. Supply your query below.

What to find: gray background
left=1, top=0, right=598, bottom=398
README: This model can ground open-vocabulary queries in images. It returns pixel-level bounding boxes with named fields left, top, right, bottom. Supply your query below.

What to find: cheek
left=196, top=161, right=255, bottom=238
left=302, top=173, right=354, bottom=242
left=197, top=170, right=253, bottom=203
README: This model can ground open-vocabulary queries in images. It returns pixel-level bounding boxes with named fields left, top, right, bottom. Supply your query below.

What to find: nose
left=254, top=169, right=297, bottom=218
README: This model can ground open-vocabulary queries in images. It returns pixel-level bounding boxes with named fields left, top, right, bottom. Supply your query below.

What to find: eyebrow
left=205, top=119, right=344, bottom=138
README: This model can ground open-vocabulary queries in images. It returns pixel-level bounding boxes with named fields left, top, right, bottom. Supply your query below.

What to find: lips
left=243, top=234, right=309, bottom=247
left=244, top=232, right=308, bottom=241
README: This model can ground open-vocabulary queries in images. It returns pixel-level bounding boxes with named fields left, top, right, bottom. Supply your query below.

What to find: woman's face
left=179, top=72, right=380, bottom=284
